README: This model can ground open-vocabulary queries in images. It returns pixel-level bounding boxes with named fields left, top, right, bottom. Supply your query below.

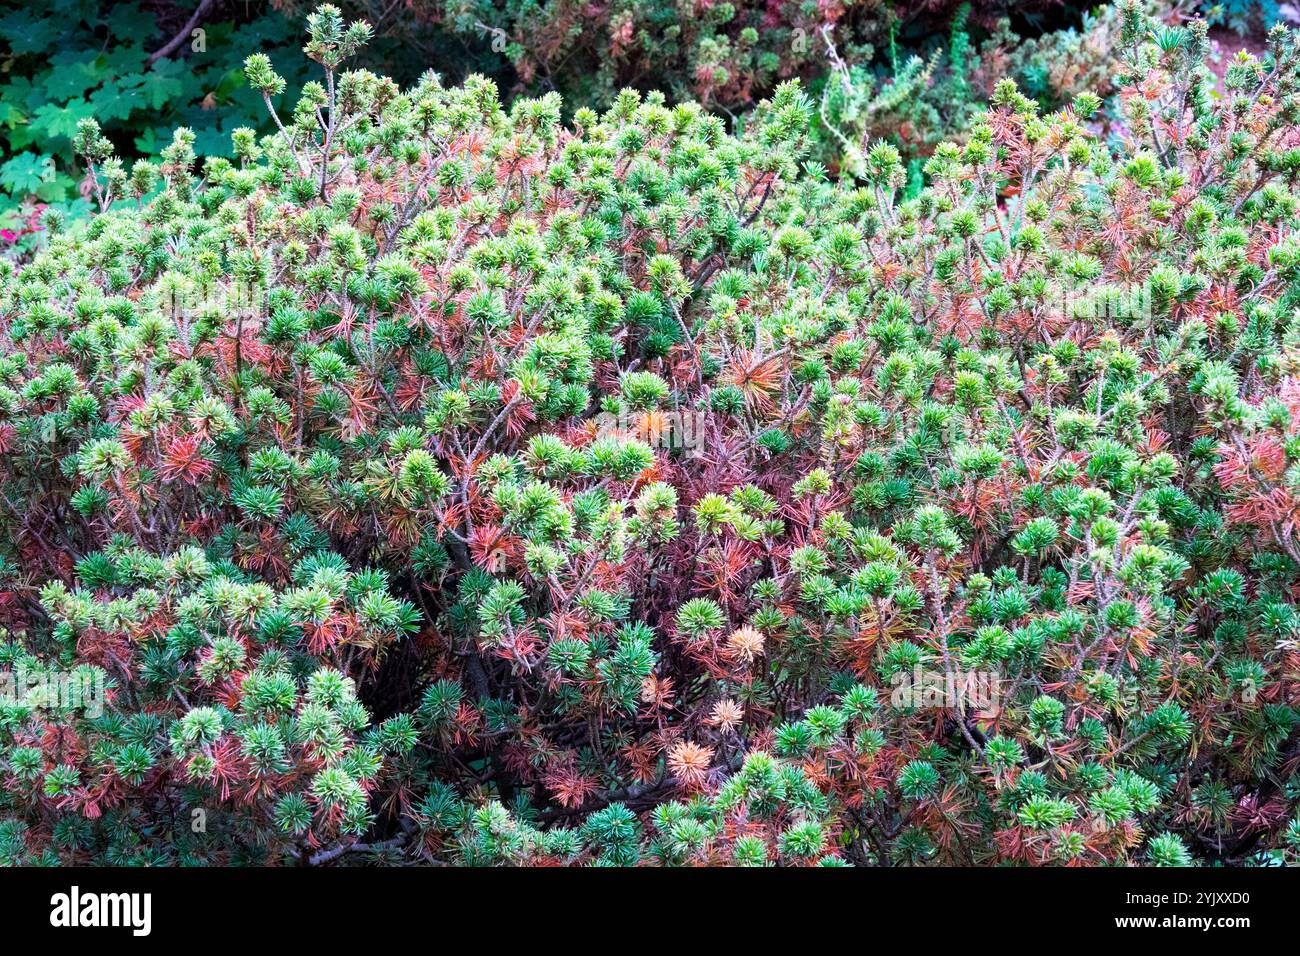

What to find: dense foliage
left=2, top=2, right=1300, bottom=866
left=288, top=0, right=1074, bottom=110
left=0, top=0, right=1148, bottom=243
left=0, top=1, right=311, bottom=238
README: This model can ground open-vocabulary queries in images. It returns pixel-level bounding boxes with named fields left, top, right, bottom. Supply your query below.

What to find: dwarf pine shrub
left=1, top=2, right=1299, bottom=865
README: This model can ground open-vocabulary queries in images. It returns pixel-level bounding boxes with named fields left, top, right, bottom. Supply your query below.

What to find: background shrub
left=0, top=0, right=1116, bottom=246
